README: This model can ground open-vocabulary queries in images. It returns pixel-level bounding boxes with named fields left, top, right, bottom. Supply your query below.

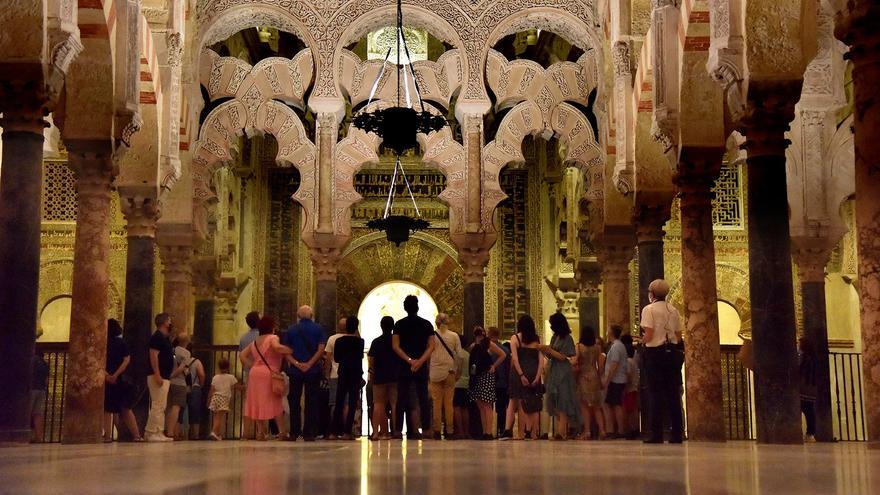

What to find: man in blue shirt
left=283, top=305, right=326, bottom=441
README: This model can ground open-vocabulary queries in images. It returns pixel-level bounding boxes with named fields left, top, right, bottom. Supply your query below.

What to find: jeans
left=644, top=346, right=683, bottom=441
left=289, top=373, right=321, bottom=439
left=397, top=370, right=431, bottom=433
left=333, top=374, right=361, bottom=436
left=429, top=373, right=456, bottom=434
left=145, top=378, right=169, bottom=435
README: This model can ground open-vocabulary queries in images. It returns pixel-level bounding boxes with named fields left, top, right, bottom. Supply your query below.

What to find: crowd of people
left=32, top=277, right=824, bottom=444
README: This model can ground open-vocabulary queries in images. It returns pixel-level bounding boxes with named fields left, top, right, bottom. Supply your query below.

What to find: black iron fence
left=33, top=343, right=868, bottom=442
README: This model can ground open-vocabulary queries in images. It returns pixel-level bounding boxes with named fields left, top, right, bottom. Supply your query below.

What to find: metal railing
left=33, top=343, right=869, bottom=442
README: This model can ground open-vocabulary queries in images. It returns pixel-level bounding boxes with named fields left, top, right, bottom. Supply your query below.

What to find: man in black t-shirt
left=145, top=313, right=175, bottom=442
left=392, top=295, right=435, bottom=439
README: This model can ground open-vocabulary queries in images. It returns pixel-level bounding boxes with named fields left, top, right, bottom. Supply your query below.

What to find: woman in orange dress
left=240, top=316, right=292, bottom=440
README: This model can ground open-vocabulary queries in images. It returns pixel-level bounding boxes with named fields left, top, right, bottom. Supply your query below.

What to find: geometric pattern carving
left=711, top=162, right=743, bottom=230
left=497, top=169, right=530, bottom=337
left=42, top=161, right=78, bottom=222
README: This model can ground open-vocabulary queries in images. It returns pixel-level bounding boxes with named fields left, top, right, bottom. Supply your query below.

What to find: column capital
left=791, top=239, right=835, bottom=284
left=119, top=193, right=160, bottom=238
left=0, top=74, right=50, bottom=134
left=157, top=225, right=195, bottom=283
left=674, top=146, right=726, bottom=202
left=597, top=227, right=636, bottom=283
left=452, top=232, right=497, bottom=283
left=576, top=260, right=602, bottom=297
left=738, top=81, right=803, bottom=158
left=65, top=140, right=117, bottom=200
left=302, top=231, right=349, bottom=281
left=632, top=203, right=671, bottom=243
left=835, top=2, right=880, bottom=67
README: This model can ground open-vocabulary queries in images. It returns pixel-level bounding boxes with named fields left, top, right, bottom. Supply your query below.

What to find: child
left=208, top=358, right=239, bottom=441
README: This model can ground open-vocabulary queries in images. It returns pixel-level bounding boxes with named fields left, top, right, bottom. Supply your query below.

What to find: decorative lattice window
left=711, top=163, right=743, bottom=230
left=42, top=161, right=77, bottom=222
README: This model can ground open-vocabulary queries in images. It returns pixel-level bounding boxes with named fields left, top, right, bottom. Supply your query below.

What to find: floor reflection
left=0, top=440, right=876, bottom=495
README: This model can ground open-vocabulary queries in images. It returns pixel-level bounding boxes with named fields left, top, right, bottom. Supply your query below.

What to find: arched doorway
left=355, top=280, right=439, bottom=435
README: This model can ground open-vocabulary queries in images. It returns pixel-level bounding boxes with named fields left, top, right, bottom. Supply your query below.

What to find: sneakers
left=146, top=433, right=173, bottom=442
left=498, top=429, right=513, bottom=441
left=208, top=433, right=222, bottom=441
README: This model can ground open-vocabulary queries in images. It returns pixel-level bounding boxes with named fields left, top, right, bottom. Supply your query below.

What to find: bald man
left=283, top=305, right=327, bottom=441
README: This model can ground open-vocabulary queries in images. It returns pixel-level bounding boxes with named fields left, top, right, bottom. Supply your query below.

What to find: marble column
left=61, top=140, right=116, bottom=444
left=675, top=147, right=726, bottom=442
left=0, top=93, right=47, bottom=443
left=792, top=245, right=835, bottom=442
left=740, top=82, right=803, bottom=444
left=836, top=1, right=880, bottom=444
left=576, top=262, right=602, bottom=334
left=159, top=238, right=194, bottom=336
left=633, top=205, right=670, bottom=311
left=454, top=234, right=493, bottom=347
left=119, top=194, right=159, bottom=434
left=598, top=229, right=636, bottom=335
left=310, top=246, right=340, bottom=337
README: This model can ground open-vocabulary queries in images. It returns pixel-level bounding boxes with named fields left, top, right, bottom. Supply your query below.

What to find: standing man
left=602, top=325, right=629, bottom=439
left=639, top=279, right=683, bottom=444
left=239, top=311, right=260, bottom=440
left=145, top=313, right=174, bottom=442
left=392, top=295, right=435, bottom=439
left=284, top=305, right=326, bottom=441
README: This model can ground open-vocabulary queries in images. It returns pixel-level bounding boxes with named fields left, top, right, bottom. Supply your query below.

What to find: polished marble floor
left=0, top=439, right=877, bottom=495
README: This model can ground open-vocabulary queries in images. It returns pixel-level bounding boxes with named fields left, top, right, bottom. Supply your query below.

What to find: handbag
left=254, top=339, right=286, bottom=397
left=521, top=383, right=545, bottom=414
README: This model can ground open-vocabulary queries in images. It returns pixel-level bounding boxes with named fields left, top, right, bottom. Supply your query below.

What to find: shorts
left=209, top=394, right=231, bottom=412
left=453, top=388, right=471, bottom=408
left=372, top=383, right=398, bottom=406
left=605, top=382, right=626, bottom=406
left=623, top=391, right=639, bottom=413
left=30, top=390, right=47, bottom=417
left=167, top=384, right=188, bottom=408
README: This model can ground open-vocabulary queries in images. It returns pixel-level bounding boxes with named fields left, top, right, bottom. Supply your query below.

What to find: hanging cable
left=366, top=47, right=392, bottom=107
left=396, top=159, right=421, bottom=217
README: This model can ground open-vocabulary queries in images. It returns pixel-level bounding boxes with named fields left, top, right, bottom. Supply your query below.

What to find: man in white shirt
left=640, top=279, right=684, bottom=444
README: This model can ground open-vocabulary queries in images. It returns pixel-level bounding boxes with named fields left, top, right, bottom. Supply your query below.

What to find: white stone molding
left=707, top=0, right=746, bottom=123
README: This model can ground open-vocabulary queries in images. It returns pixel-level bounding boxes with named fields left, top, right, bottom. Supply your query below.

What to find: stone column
left=0, top=89, right=47, bottom=443
left=675, top=147, right=726, bottom=442
left=597, top=229, right=636, bottom=335
left=61, top=140, right=116, bottom=444
left=792, top=244, right=835, bottom=442
left=739, top=83, right=803, bottom=444
left=453, top=233, right=494, bottom=346
left=158, top=231, right=195, bottom=336
left=633, top=204, right=670, bottom=311
left=836, top=1, right=880, bottom=444
left=119, top=193, right=159, bottom=433
left=576, top=261, right=602, bottom=334
left=310, top=245, right=341, bottom=337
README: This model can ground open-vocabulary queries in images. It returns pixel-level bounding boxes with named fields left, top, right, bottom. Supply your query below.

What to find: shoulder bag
left=254, top=338, right=286, bottom=397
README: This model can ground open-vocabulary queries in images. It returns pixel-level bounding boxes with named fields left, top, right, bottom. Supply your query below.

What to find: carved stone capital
left=708, top=52, right=746, bottom=123
left=613, top=167, right=634, bottom=195
left=46, top=29, right=83, bottom=104
left=575, top=260, right=602, bottom=297
left=159, top=243, right=194, bottom=283
left=0, top=77, right=49, bottom=134
left=166, top=32, right=183, bottom=68
left=835, top=1, right=880, bottom=68
left=65, top=140, right=117, bottom=199
left=596, top=227, right=636, bottom=283
left=612, top=41, right=632, bottom=78
left=452, top=232, right=497, bottom=283
left=302, top=231, right=349, bottom=281
left=633, top=203, right=671, bottom=243
left=791, top=241, right=834, bottom=284
left=674, top=146, right=726, bottom=205
left=120, top=194, right=161, bottom=238
left=738, top=81, right=803, bottom=159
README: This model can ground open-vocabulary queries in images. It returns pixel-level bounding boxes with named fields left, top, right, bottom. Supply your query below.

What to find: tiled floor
left=0, top=439, right=877, bottom=494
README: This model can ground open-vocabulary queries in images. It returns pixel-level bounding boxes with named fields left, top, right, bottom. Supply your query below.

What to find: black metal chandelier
left=354, top=0, right=443, bottom=245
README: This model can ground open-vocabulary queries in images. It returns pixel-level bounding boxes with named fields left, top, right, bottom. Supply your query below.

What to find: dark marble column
left=119, top=194, right=159, bottom=435
left=463, top=280, right=485, bottom=346
left=576, top=261, right=602, bottom=334
left=633, top=205, right=670, bottom=311
left=158, top=230, right=195, bottom=336
left=0, top=94, right=47, bottom=443
left=61, top=140, right=116, bottom=444
left=598, top=229, right=636, bottom=335
left=740, top=82, right=803, bottom=444
left=792, top=246, right=834, bottom=442
left=836, top=1, right=880, bottom=444
left=675, top=147, right=726, bottom=442
left=315, top=280, right=338, bottom=338
left=454, top=235, right=493, bottom=347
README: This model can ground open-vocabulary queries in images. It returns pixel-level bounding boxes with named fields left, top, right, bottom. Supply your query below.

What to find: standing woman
left=504, top=315, right=544, bottom=440
left=540, top=312, right=580, bottom=439
left=104, top=319, right=142, bottom=442
left=469, top=327, right=507, bottom=440
left=186, top=343, right=206, bottom=440
left=574, top=326, right=605, bottom=440
left=240, top=316, right=293, bottom=440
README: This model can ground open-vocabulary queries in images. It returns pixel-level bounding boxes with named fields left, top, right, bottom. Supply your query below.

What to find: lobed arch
left=191, top=98, right=317, bottom=237
left=199, top=47, right=314, bottom=109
